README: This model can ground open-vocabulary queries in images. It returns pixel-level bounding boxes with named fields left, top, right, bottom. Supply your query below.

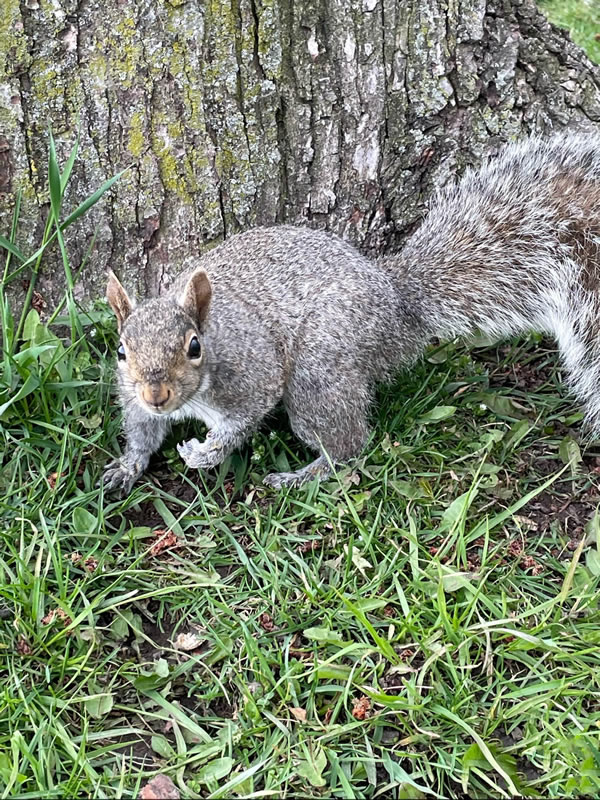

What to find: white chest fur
left=167, top=395, right=226, bottom=429
left=168, top=370, right=226, bottom=429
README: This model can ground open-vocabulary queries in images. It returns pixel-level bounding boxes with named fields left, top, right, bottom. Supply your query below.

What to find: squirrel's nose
left=142, top=383, right=172, bottom=409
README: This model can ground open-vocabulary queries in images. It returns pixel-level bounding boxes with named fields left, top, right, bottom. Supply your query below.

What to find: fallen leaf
left=16, top=636, right=32, bottom=656
left=507, top=539, right=523, bottom=558
left=290, top=706, right=307, bottom=722
left=520, top=554, right=543, bottom=575
left=342, top=471, right=361, bottom=487
left=41, top=608, right=72, bottom=626
left=150, top=529, right=178, bottom=557
left=31, top=290, right=46, bottom=313
left=173, top=632, right=204, bottom=651
left=259, top=612, right=275, bottom=632
left=139, top=774, right=180, bottom=799
left=344, top=544, right=372, bottom=576
left=513, top=515, right=538, bottom=531
left=297, top=538, right=322, bottom=554
left=351, top=695, right=371, bottom=720
left=48, top=471, right=65, bottom=489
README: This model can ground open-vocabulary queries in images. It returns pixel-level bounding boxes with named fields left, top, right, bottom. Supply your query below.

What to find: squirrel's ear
left=106, top=270, right=134, bottom=331
left=178, top=269, right=212, bottom=324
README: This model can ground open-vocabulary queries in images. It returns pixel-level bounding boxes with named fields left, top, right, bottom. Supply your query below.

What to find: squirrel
left=104, top=130, right=600, bottom=493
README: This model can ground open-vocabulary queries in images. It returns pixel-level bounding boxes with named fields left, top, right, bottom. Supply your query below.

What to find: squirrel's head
left=106, top=268, right=212, bottom=416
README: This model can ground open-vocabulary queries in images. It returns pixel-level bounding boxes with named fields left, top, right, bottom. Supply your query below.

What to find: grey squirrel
left=103, top=131, right=600, bottom=493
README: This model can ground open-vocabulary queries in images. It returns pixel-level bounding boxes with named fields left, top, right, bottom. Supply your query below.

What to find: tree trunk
left=1, top=0, right=599, bottom=310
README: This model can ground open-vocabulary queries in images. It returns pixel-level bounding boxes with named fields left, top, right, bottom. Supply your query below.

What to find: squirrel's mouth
left=137, top=382, right=179, bottom=415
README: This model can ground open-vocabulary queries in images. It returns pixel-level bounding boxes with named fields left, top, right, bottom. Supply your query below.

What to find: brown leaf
left=297, top=538, right=322, bottom=554
left=259, top=612, right=275, bottom=632
left=139, top=774, right=180, bottom=799
left=16, top=635, right=32, bottom=656
left=48, top=471, right=66, bottom=489
left=150, top=529, right=178, bottom=557
left=31, top=290, right=46, bottom=313
left=289, top=706, right=307, bottom=722
left=351, top=695, right=371, bottom=720
left=84, top=556, right=98, bottom=572
left=520, top=554, right=543, bottom=575
left=289, top=648, right=310, bottom=660
left=41, top=608, right=72, bottom=626
left=507, top=539, right=523, bottom=558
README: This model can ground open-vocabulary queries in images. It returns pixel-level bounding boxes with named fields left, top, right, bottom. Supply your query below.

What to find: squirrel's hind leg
left=263, top=455, right=331, bottom=489
left=263, top=377, right=371, bottom=489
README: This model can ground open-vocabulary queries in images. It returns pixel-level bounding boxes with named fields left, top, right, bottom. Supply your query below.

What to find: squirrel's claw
left=176, top=438, right=203, bottom=468
left=177, top=437, right=224, bottom=470
left=101, top=459, right=141, bottom=494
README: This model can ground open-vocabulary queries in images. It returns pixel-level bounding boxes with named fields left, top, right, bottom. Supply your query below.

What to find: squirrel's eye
left=117, top=343, right=126, bottom=361
left=187, top=336, right=201, bottom=359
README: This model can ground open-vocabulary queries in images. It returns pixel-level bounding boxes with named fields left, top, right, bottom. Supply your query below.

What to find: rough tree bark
left=1, top=0, right=599, bottom=310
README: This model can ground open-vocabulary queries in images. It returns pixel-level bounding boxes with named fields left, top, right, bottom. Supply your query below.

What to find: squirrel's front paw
left=102, top=458, right=143, bottom=494
left=177, top=438, right=224, bottom=470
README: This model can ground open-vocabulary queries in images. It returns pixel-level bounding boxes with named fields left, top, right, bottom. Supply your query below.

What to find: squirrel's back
left=169, top=224, right=425, bottom=383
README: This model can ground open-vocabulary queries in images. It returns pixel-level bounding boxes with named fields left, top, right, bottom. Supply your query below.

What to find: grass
left=2, top=9, right=600, bottom=798
left=6, top=301, right=600, bottom=800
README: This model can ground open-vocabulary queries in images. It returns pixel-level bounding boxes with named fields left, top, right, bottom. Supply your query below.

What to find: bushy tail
left=553, top=293, right=600, bottom=439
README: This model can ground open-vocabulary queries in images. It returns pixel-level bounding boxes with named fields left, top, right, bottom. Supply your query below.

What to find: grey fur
left=104, top=131, right=600, bottom=492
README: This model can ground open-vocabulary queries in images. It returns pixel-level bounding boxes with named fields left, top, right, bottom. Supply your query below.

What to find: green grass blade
left=60, top=134, right=79, bottom=193
left=0, top=234, right=25, bottom=264
left=432, top=705, right=519, bottom=795
left=60, top=169, right=127, bottom=230
left=467, top=463, right=568, bottom=542
left=47, top=128, right=62, bottom=223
